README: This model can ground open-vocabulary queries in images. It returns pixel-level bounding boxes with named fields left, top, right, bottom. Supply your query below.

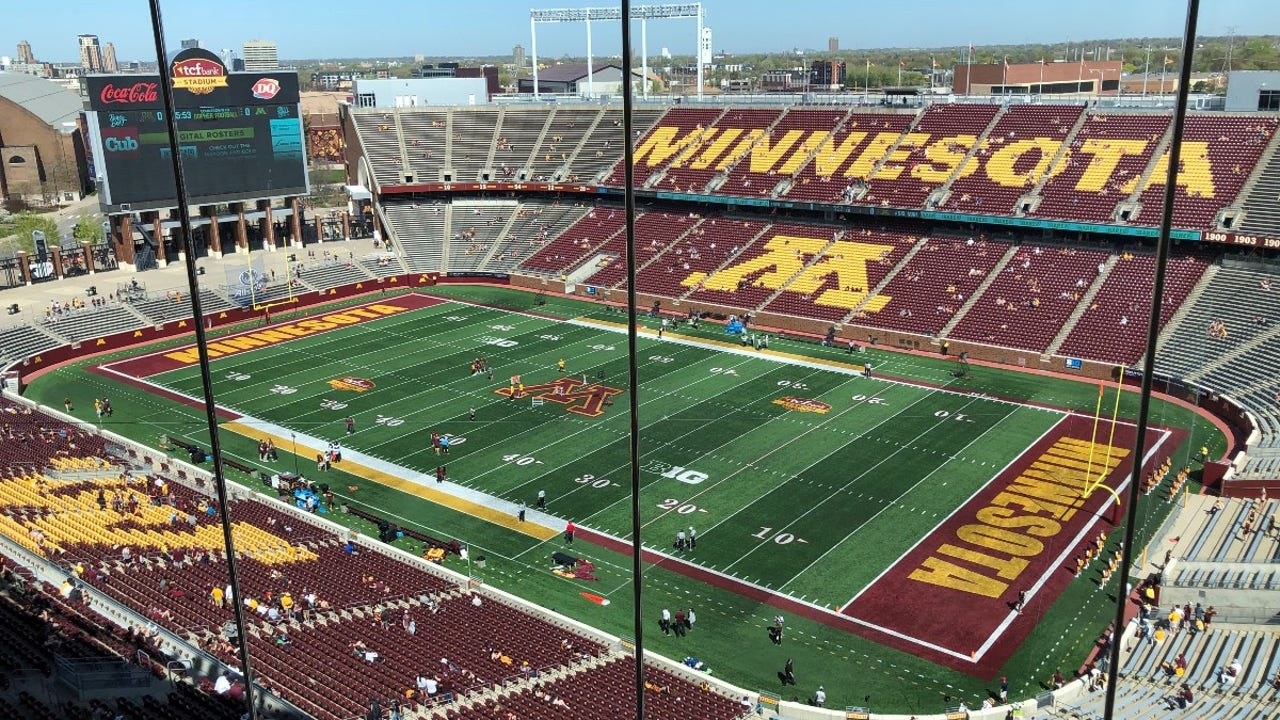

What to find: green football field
left=119, top=294, right=1065, bottom=606
left=32, top=286, right=1225, bottom=710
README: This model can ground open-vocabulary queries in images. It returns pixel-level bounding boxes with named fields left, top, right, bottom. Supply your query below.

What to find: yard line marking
left=716, top=391, right=986, bottom=574
left=840, top=413, right=1072, bottom=612
left=775, top=403, right=1032, bottom=592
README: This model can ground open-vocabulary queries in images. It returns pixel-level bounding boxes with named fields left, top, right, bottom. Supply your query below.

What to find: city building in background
left=952, top=59, right=1122, bottom=96
left=76, top=34, right=103, bottom=72
left=102, top=42, right=118, bottom=73
left=241, top=39, right=279, bottom=71
left=0, top=72, right=86, bottom=205
left=180, top=38, right=201, bottom=50
left=16, top=40, right=35, bottom=64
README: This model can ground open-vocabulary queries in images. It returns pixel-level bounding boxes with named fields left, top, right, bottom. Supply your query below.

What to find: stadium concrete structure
left=3, top=87, right=1280, bottom=720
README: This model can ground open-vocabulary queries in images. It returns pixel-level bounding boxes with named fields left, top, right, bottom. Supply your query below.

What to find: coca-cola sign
left=98, top=82, right=159, bottom=106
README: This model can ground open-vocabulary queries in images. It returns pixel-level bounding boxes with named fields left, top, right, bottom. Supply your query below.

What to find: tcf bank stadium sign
left=171, top=48, right=229, bottom=95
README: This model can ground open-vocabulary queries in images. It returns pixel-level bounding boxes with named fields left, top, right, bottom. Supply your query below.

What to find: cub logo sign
left=252, top=78, right=281, bottom=100
left=772, top=396, right=831, bottom=414
left=328, top=376, right=376, bottom=393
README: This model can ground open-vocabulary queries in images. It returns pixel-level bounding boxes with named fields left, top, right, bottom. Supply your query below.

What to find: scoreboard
left=86, top=48, right=309, bottom=212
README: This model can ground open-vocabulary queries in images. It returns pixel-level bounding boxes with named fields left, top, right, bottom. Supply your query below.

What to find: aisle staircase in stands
left=937, top=243, right=1022, bottom=337
left=1044, top=253, right=1119, bottom=355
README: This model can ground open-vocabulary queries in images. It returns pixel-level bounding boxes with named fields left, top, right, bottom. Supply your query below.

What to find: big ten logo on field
left=640, top=460, right=709, bottom=485
left=633, top=122, right=1224, bottom=202
left=102, top=127, right=141, bottom=153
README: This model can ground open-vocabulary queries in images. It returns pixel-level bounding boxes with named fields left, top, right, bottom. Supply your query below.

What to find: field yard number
left=502, top=453, right=543, bottom=467
left=226, top=371, right=250, bottom=381
left=270, top=384, right=297, bottom=395
left=441, top=433, right=466, bottom=446
left=710, top=367, right=739, bottom=376
left=658, top=498, right=702, bottom=515
left=777, top=380, right=808, bottom=390
left=444, top=315, right=468, bottom=322
left=649, top=355, right=675, bottom=364
left=660, top=465, right=709, bottom=485
left=752, top=527, right=807, bottom=545
left=574, top=473, right=615, bottom=489
left=590, top=344, right=616, bottom=351
left=851, top=394, right=886, bottom=405
left=320, top=399, right=349, bottom=410
left=479, top=336, right=519, bottom=348
left=490, top=324, right=516, bottom=331
left=539, top=334, right=563, bottom=341
left=375, top=414, right=405, bottom=427
left=934, top=410, right=973, bottom=423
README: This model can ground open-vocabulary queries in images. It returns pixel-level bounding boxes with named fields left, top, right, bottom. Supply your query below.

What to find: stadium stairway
left=936, top=242, right=1022, bottom=338
left=839, top=234, right=929, bottom=324
left=929, top=104, right=1009, bottom=208
left=752, top=229, right=845, bottom=313
left=1235, top=127, right=1280, bottom=235
left=1017, top=109, right=1091, bottom=217
left=1044, top=252, right=1120, bottom=356
left=1148, top=264, right=1219, bottom=363
left=1117, top=120, right=1179, bottom=223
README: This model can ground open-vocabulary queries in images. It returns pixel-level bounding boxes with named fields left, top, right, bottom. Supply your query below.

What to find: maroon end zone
left=843, top=413, right=1181, bottom=676
left=87, top=294, right=443, bottom=416
left=99, top=294, right=443, bottom=379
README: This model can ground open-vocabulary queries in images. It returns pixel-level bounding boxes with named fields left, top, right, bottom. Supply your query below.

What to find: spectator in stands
left=1218, top=658, right=1241, bottom=686
left=213, top=671, right=232, bottom=695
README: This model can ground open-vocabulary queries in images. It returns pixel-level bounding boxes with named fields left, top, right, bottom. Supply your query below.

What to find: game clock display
left=96, top=103, right=306, bottom=207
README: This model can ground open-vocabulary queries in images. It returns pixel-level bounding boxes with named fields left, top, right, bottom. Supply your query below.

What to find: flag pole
left=865, top=58, right=871, bottom=98
left=1084, top=379, right=1106, bottom=495
left=1097, top=364, right=1127, bottom=494
left=966, top=43, right=973, bottom=97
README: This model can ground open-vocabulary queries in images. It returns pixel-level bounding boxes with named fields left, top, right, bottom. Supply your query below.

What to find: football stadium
left=0, top=3, right=1279, bottom=720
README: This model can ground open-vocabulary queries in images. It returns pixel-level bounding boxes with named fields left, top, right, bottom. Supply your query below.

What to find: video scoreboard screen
left=86, top=48, right=309, bottom=212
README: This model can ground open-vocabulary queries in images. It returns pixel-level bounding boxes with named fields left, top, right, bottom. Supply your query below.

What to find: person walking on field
left=537, top=489, right=546, bottom=510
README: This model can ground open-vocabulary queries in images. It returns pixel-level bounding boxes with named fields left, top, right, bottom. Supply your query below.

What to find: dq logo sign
left=772, top=396, right=831, bottom=414
left=102, top=128, right=140, bottom=154
left=252, top=78, right=281, bottom=100
left=328, top=377, right=376, bottom=393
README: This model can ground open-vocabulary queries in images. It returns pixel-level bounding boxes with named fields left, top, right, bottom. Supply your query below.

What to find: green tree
left=3, top=212, right=59, bottom=255
left=72, top=214, right=100, bottom=244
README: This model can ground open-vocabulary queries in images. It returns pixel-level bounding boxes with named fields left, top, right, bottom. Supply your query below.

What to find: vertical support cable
left=1104, top=1, right=1199, bottom=717
left=619, top=0, right=645, bottom=717
left=145, top=3, right=260, bottom=718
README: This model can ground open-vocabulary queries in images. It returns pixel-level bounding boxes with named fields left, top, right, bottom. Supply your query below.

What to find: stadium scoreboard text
left=86, top=47, right=308, bottom=212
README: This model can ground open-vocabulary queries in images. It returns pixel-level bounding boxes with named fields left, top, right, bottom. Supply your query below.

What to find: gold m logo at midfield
left=633, top=124, right=1220, bottom=199
left=682, top=235, right=893, bottom=313
left=495, top=377, right=624, bottom=417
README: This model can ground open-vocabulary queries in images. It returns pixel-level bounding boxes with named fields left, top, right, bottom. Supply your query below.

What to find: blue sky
left=3, top=0, right=1274, bottom=63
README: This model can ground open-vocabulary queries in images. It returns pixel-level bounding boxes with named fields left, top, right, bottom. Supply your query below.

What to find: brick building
left=0, top=72, right=87, bottom=206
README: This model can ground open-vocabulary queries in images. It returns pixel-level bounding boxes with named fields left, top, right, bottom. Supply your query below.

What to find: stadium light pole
left=145, top=3, right=262, bottom=718
left=620, top=1, right=647, bottom=718
left=1103, top=3, right=1200, bottom=719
